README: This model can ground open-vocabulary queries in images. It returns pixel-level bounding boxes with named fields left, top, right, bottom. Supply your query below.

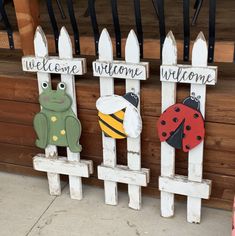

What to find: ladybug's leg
left=166, top=119, right=185, bottom=149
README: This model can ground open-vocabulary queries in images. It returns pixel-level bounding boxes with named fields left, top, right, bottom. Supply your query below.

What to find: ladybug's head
left=182, top=95, right=200, bottom=111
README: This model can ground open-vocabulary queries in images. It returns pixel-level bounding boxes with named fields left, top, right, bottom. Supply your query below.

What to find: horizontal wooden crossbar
left=33, top=154, right=93, bottom=177
left=0, top=31, right=234, bottom=63
left=159, top=175, right=212, bottom=199
left=98, top=164, right=150, bottom=186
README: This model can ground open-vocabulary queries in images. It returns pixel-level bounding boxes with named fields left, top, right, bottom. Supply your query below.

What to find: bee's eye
left=58, top=82, right=66, bottom=90
left=42, top=82, right=49, bottom=89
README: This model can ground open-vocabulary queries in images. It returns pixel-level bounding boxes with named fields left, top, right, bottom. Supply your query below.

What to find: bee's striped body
left=98, top=109, right=127, bottom=139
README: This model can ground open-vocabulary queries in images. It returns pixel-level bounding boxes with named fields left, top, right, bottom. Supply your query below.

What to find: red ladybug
left=157, top=96, right=205, bottom=152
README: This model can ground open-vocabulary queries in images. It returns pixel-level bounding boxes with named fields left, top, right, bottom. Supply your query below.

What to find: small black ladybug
left=157, top=94, right=205, bottom=152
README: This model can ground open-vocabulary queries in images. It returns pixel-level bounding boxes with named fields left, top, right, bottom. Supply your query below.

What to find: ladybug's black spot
left=182, top=133, right=186, bottom=138
left=186, top=125, right=191, bottom=131
left=161, top=120, right=166, bottom=125
left=197, top=136, right=202, bottom=140
left=173, top=117, right=178, bottom=123
left=174, top=107, right=180, bottom=112
left=185, top=145, right=190, bottom=150
left=194, top=113, right=199, bottom=118
left=162, top=132, right=167, bottom=137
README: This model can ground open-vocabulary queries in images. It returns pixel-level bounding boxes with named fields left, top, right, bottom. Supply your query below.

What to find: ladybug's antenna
left=191, top=92, right=196, bottom=97
left=197, top=95, right=201, bottom=100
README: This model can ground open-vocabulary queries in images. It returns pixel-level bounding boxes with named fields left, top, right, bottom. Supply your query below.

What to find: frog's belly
left=47, top=114, right=68, bottom=147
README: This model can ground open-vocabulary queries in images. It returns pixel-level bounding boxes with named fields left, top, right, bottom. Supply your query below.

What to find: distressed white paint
left=98, top=29, right=118, bottom=205
left=93, top=60, right=148, bottom=80
left=187, top=32, right=210, bottom=223
left=98, top=165, right=149, bottom=186
left=159, top=31, right=216, bottom=223
left=22, top=56, right=86, bottom=75
left=96, top=29, right=149, bottom=209
left=25, top=26, right=93, bottom=200
left=34, top=26, right=61, bottom=196
left=125, top=30, right=141, bottom=210
left=59, top=27, right=87, bottom=200
left=160, top=65, right=217, bottom=85
left=33, top=156, right=92, bottom=177
left=160, top=31, right=177, bottom=217
left=159, top=175, right=211, bottom=199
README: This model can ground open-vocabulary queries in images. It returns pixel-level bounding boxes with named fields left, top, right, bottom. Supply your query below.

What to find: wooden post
left=160, top=31, right=177, bottom=217
left=34, top=26, right=61, bottom=196
left=125, top=30, right=142, bottom=210
left=14, top=0, right=39, bottom=55
left=98, top=29, right=118, bottom=205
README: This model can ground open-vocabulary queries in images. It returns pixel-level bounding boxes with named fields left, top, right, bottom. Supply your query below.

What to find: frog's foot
left=65, top=116, right=82, bottom=153
left=34, top=112, right=48, bottom=149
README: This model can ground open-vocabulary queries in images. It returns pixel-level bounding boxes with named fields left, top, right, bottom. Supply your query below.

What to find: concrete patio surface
left=0, top=172, right=232, bottom=236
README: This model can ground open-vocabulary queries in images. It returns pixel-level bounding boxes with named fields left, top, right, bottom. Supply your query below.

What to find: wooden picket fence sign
left=93, top=28, right=150, bottom=210
left=159, top=31, right=218, bottom=223
left=22, top=26, right=93, bottom=200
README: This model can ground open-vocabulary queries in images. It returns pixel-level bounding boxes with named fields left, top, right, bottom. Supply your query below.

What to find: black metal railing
left=45, top=0, right=219, bottom=63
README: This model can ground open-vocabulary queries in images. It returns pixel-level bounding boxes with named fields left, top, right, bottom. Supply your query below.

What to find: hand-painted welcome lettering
left=93, top=61, right=148, bottom=80
left=22, top=56, right=86, bottom=75
left=160, top=65, right=217, bottom=85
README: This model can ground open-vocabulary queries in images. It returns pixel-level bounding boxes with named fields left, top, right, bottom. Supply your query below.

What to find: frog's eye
left=41, top=82, right=49, bottom=89
left=58, top=82, right=66, bottom=91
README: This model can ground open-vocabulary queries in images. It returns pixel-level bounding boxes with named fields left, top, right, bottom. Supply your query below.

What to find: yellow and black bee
left=96, top=92, right=142, bottom=139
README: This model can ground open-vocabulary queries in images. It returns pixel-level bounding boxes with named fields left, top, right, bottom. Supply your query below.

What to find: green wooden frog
left=34, top=81, right=82, bottom=153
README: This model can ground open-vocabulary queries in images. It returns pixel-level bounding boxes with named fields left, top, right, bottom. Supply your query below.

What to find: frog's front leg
left=33, top=112, right=48, bottom=149
left=65, top=116, right=82, bottom=153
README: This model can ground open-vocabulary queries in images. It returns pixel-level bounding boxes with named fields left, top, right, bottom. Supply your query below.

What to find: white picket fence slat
left=23, top=26, right=93, bottom=200
left=34, top=26, right=61, bottom=196
left=159, top=31, right=217, bottom=223
left=98, top=29, right=118, bottom=205
left=95, top=28, right=150, bottom=210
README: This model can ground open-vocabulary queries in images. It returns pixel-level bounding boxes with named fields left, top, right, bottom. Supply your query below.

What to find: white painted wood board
left=98, top=28, right=118, bottom=206
left=160, top=31, right=177, bottom=217
left=160, top=64, right=217, bottom=85
left=93, top=60, right=149, bottom=80
left=22, top=56, right=86, bottom=75
left=34, top=26, right=61, bottom=196
left=33, top=156, right=91, bottom=177
left=159, top=175, right=211, bottom=199
left=98, top=165, right=149, bottom=186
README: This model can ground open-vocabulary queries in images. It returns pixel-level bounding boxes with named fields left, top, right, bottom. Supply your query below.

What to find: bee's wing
left=123, top=105, right=142, bottom=138
left=96, top=95, right=128, bottom=114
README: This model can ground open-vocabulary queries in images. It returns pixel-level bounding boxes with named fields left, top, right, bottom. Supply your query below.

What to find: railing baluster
left=67, top=0, right=80, bottom=55
left=0, top=0, right=14, bottom=49
left=88, top=0, right=99, bottom=56
left=183, top=0, right=190, bottom=61
left=208, top=0, right=216, bottom=63
left=152, top=0, right=166, bottom=59
left=192, top=0, right=203, bottom=25
left=133, top=0, right=143, bottom=58
left=46, top=0, right=59, bottom=53
left=111, top=0, right=121, bottom=58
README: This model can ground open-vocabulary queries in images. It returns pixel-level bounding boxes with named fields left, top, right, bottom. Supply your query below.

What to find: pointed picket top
left=125, top=30, right=140, bottom=63
left=162, top=31, right=177, bottom=65
left=34, top=26, right=48, bottom=57
left=58, top=26, right=73, bottom=59
left=98, top=28, right=113, bottom=61
left=192, top=32, right=208, bottom=67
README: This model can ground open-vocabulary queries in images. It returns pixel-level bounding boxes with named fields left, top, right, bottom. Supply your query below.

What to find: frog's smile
left=50, top=99, right=65, bottom=104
